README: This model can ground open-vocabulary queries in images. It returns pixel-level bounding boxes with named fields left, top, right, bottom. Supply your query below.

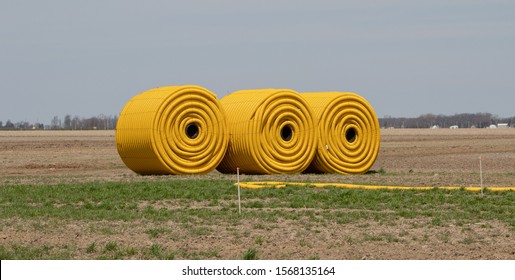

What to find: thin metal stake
left=479, top=156, right=484, bottom=195
left=237, top=167, right=241, bottom=215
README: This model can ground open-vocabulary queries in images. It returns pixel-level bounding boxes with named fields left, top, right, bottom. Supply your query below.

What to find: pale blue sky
left=1, top=0, right=514, bottom=124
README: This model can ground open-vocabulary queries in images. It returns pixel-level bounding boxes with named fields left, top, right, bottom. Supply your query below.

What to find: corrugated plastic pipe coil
left=216, top=89, right=317, bottom=174
left=115, top=85, right=228, bottom=175
left=301, top=92, right=380, bottom=174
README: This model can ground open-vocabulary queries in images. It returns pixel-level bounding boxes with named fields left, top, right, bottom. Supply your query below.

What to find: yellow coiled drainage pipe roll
left=301, top=92, right=380, bottom=174
left=116, top=85, right=228, bottom=175
left=217, top=89, right=317, bottom=174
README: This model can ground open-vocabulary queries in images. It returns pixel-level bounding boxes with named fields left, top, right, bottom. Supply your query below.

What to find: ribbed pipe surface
left=301, top=92, right=380, bottom=174
left=217, top=89, right=317, bottom=174
left=116, top=85, right=228, bottom=175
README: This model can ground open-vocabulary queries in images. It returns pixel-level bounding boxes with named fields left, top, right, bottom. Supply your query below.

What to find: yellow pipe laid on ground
left=236, top=181, right=515, bottom=192
left=116, top=85, right=228, bottom=175
left=301, top=92, right=380, bottom=174
left=217, top=89, right=317, bottom=174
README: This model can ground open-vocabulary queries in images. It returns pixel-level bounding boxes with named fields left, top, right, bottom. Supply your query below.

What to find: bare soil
left=1, top=129, right=515, bottom=259
left=2, top=129, right=515, bottom=187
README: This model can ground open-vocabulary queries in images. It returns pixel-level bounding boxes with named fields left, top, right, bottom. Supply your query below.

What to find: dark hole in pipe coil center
left=345, top=127, right=357, bottom=143
left=186, top=123, right=200, bottom=139
left=280, top=125, right=293, bottom=141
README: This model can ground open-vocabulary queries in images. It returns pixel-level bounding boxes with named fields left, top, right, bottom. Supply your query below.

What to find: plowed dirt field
left=1, top=129, right=514, bottom=259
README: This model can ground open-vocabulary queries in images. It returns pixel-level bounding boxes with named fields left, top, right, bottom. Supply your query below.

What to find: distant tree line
left=380, top=113, right=515, bottom=128
left=1, top=112, right=514, bottom=130
left=0, top=114, right=118, bottom=130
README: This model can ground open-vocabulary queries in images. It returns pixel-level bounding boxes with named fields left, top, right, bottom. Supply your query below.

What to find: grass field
left=1, top=129, right=514, bottom=259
